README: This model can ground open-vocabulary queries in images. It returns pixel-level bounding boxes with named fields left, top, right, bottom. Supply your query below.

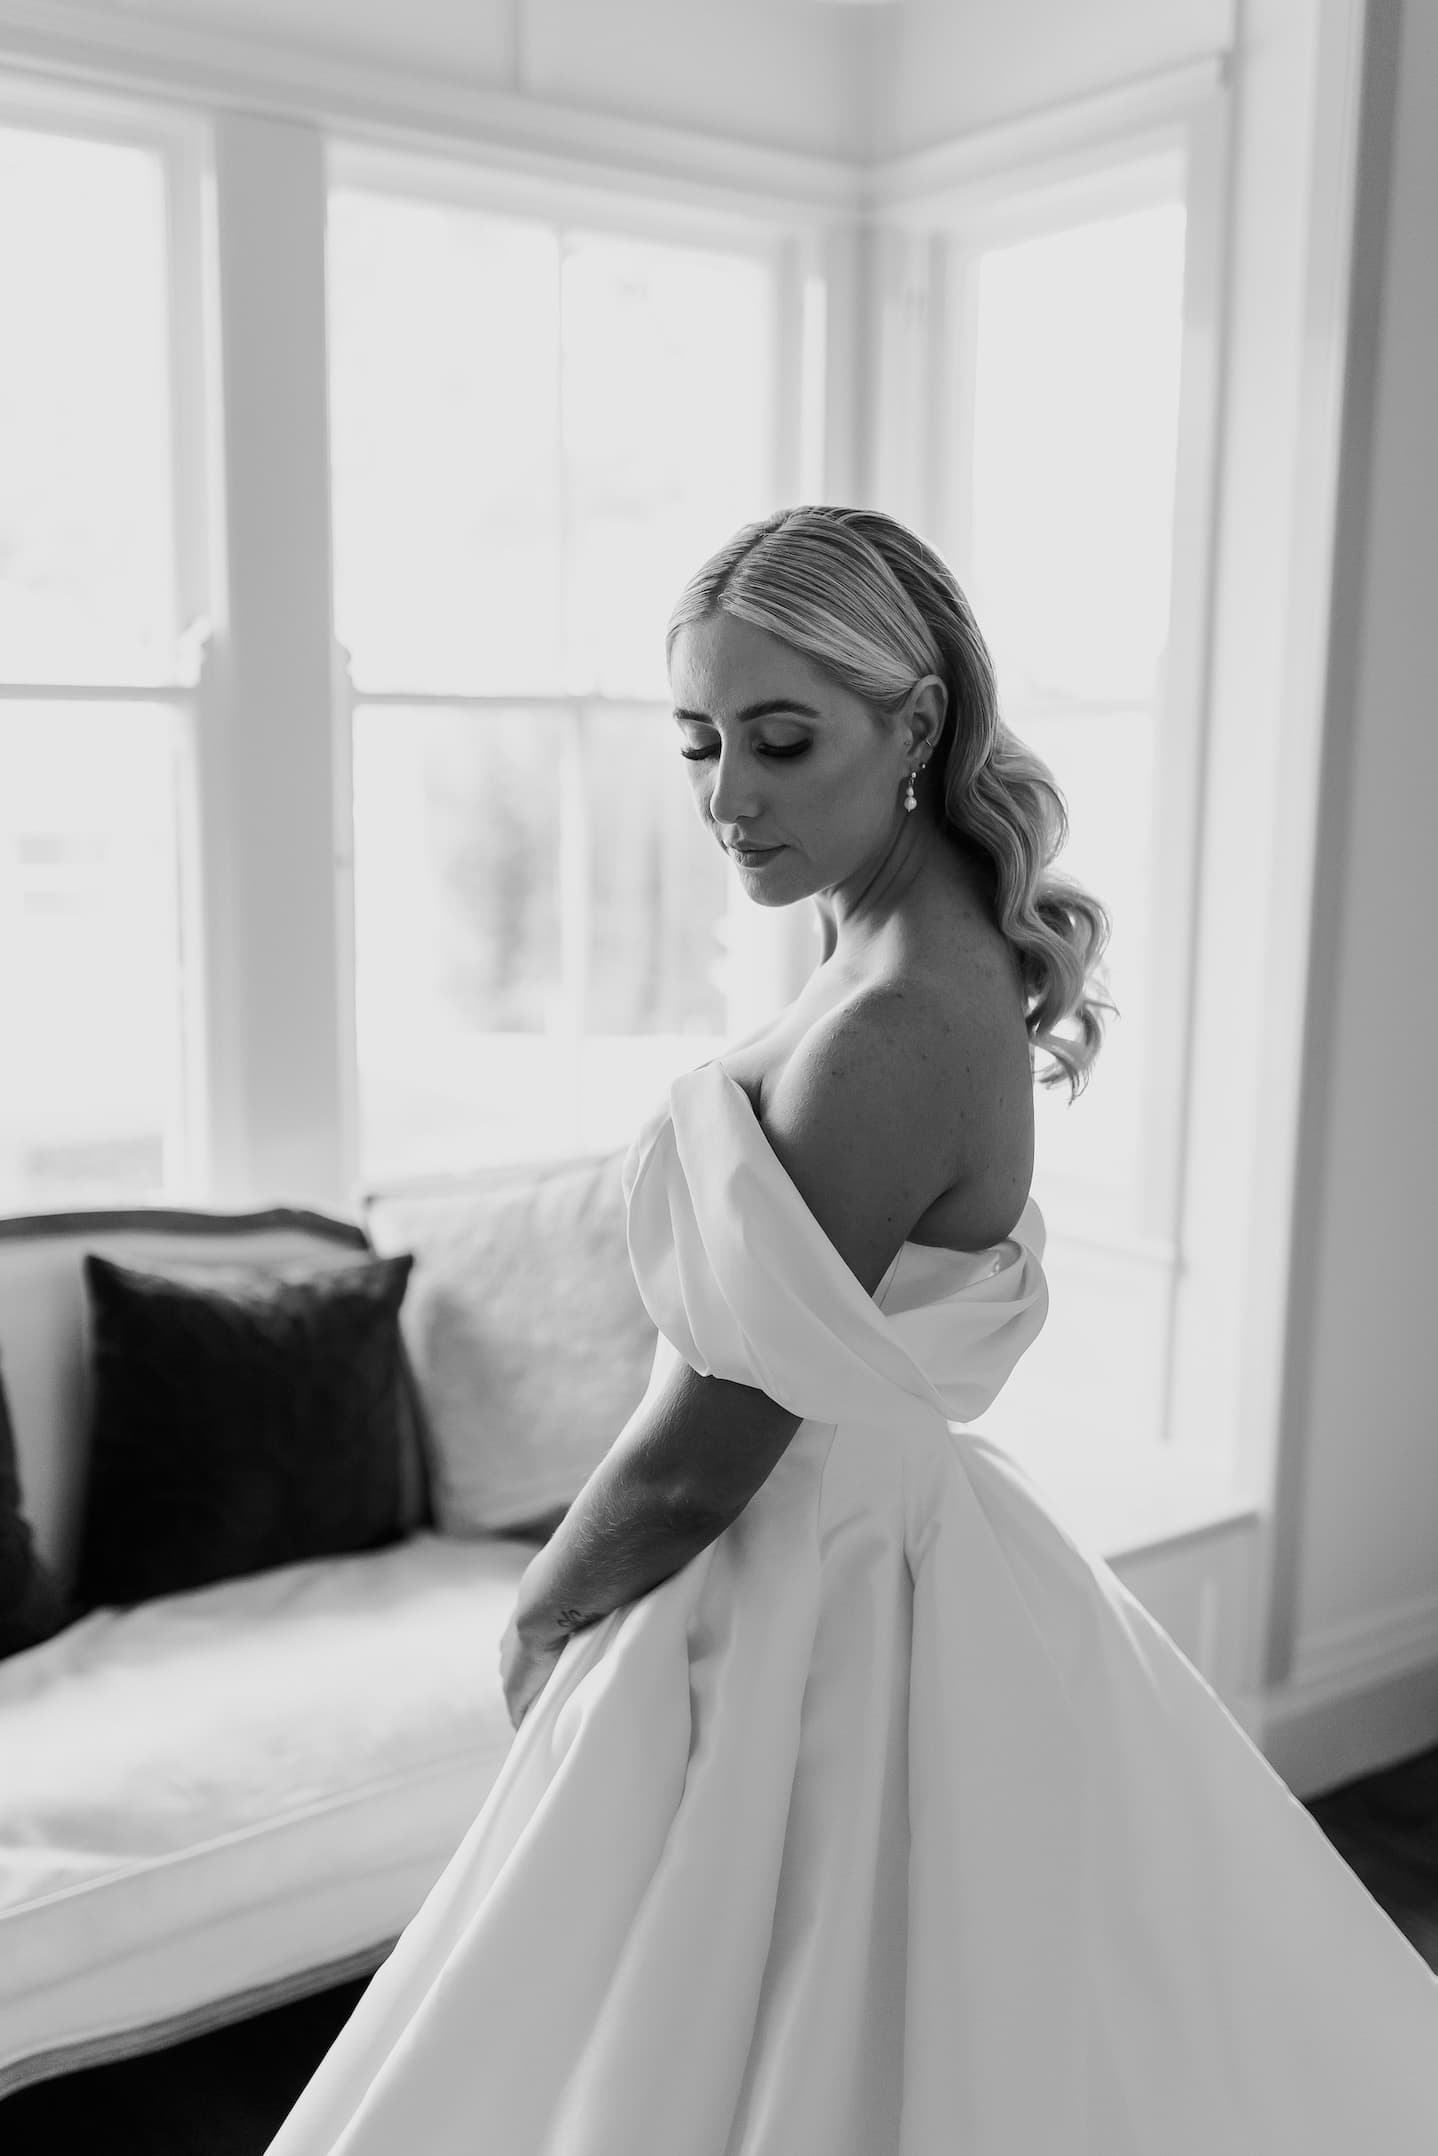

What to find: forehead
left=668, top=614, right=827, bottom=705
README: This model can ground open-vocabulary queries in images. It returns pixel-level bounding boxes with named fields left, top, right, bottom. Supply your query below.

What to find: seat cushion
left=0, top=1530, right=534, bottom=2092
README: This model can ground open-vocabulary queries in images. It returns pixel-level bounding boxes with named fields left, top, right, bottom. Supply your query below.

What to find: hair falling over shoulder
left=666, top=503, right=1119, bottom=1103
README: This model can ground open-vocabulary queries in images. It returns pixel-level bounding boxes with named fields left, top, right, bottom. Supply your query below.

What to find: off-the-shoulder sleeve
left=620, top=1062, right=1048, bottom=1438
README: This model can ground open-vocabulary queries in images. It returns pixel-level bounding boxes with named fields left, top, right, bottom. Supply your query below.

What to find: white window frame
left=937, top=137, right=1222, bottom=1264
left=850, top=70, right=1228, bottom=1476
left=935, top=153, right=1213, bottom=1267
left=0, top=56, right=860, bottom=1214
left=324, top=134, right=834, bottom=1177
left=850, top=8, right=1370, bottom=1634
left=0, top=73, right=216, bottom=1205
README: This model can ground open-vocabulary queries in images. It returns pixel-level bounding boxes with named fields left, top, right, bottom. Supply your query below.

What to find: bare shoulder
left=787, top=967, right=1019, bottom=1157
left=795, top=973, right=963, bottom=1086
left=756, top=971, right=1023, bottom=1295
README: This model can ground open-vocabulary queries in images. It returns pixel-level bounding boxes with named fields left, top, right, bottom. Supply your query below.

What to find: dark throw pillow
left=74, top=1250, right=416, bottom=1609
left=0, top=1355, right=69, bottom=1659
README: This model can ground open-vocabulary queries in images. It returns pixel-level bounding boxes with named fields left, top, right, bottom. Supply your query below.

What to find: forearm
left=510, top=1439, right=730, bottom=1653
left=511, top=1364, right=803, bottom=1653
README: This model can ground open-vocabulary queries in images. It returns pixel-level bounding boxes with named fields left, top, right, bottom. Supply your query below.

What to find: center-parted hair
left=665, top=503, right=1118, bottom=1101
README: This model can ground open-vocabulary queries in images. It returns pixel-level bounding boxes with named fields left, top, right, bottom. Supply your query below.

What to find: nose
left=705, top=742, right=766, bottom=831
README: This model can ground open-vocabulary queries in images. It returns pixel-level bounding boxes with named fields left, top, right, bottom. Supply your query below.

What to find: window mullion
left=199, top=109, right=349, bottom=1213
left=559, top=704, right=591, bottom=1123
left=865, top=221, right=937, bottom=530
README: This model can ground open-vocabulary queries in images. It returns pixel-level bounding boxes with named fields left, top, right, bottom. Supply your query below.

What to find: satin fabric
left=263, top=1059, right=1438, bottom=2155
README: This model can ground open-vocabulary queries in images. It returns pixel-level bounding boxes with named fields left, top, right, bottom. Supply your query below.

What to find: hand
left=499, top=1607, right=567, bottom=1732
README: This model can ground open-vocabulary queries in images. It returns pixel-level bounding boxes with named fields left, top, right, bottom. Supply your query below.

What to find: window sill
left=1002, top=1439, right=1263, bottom=1566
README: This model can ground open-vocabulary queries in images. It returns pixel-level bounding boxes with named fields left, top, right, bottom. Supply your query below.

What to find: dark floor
left=1303, top=1738, right=1438, bottom=1974
left=1, top=1973, right=372, bottom=2156
left=4, top=1741, right=1437, bottom=2155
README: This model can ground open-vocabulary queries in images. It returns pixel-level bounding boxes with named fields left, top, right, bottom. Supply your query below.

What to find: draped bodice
left=620, top=1059, right=1049, bottom=1441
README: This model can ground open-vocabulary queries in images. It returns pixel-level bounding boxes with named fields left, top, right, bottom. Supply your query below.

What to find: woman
left=265, top=506, right=1438, bottom=2155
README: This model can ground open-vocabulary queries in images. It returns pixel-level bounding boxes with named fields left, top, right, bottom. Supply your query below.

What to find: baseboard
left=1259, top=1603, right=1438, bottom=1800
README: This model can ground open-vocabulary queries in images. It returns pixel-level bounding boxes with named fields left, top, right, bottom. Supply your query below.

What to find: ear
left=904, top=673, right=949, bottom=760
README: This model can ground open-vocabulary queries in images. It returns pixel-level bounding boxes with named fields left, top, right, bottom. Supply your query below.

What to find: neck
left=811, top=815, right=985, bottom=970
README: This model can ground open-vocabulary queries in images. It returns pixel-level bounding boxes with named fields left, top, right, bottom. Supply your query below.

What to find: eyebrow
left=671, top=700, right=823, bottom=724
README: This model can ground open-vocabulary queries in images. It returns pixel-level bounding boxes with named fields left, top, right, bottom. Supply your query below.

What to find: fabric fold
left=621, top=1060, right=1050, bottom=1435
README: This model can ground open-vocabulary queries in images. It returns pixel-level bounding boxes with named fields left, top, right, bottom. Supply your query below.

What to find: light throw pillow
left=74, top=1251, right=416, bottom=1609
left=364, top=1151, right=658, bottom=1536
left=0, top=1351, right=69, bottom=1659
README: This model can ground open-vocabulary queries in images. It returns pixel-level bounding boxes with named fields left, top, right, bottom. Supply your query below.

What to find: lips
left=729, top=842, right=780, bottom=856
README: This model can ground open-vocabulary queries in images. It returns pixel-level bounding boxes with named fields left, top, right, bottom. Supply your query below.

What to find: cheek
left=802, top=761, right=877, bottom=823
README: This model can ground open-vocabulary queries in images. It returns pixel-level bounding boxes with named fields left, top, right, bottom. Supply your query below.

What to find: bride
left=266, top=505, right=1438, bottom=2156
left=500, top=501, right=1069, bottom=1734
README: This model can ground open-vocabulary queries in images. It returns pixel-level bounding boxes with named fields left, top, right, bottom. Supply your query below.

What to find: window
left=930, top=142, right=1212, bottom=1470
left=0, top=113, right=197, bottom=1210
left=959, top=195, right=1186, bottom=1228
left=326, top=161, right=788, bottom=1184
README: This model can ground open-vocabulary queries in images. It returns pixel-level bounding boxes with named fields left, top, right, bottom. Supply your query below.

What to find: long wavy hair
left=665, top=504, right=1118, bottom=1102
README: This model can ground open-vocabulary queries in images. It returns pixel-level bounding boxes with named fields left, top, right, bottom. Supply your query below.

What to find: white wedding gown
left=264, top=1059, right=1438, bottom=2154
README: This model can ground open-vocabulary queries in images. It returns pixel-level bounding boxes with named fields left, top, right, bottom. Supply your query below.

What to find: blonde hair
left=665, top=504, right=1118, bottom=1102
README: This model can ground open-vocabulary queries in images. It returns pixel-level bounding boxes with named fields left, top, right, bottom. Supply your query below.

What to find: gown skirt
left=262, top=1060, right=1438, bottom=2155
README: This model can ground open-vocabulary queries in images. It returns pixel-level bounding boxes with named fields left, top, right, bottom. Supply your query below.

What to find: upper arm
left=625, top=1355, right=805, bottom=1530
left=757, top=984, right=988, bottom=1299
left=621, top=986, right=997, bottom=1529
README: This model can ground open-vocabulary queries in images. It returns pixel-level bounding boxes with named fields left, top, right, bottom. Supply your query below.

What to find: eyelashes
left=679, top=745, right=810, bottom=763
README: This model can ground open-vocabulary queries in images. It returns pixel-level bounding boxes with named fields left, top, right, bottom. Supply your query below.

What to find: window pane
left=0, top=128, right=176, bottom=683
left=352, top=703, right=564, bottom=1182
left=336, top=188, right=787, bottom=1187
left=327, top=192, right=779, bottom=699
left=327, top=190, right=564, bottom=692
left=580, top=702, right=729, bottom=1035
left=352, top=701, right=730, bottom=1186
left=969, top=202, right=1186, bottom=707
left=961, top=199, right=1187, bottom=1223
left=561, top=231, right=776, bottom=697
left=0, top=705, right=187, bottom=1206
left=955, top=196, right=1190, bottom=1458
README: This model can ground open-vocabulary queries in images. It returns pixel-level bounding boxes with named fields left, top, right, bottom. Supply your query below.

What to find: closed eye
left=680, top=745, right=809, bottom=762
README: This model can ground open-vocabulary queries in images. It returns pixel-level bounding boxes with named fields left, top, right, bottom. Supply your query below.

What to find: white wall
left=1262, top=0, right=1438, bottom=1789
left=23, top=0, right=875, bottom=161
left=869, top=0, right=1233, bottom=157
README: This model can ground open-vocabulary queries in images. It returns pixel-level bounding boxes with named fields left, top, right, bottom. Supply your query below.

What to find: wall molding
left=1260, top=1585, right=1438, bottom=1798
left=0, top=0, right=863, bottom=221
left=0, top=10, right=1235, bottom=238
left=868, top=51, right=1228, bottom=221
left=1285, top=1583, right=1438, bottom=1698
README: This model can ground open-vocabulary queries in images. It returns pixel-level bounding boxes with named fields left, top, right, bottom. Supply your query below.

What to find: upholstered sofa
left=0, top=1142, right=661, bottom=2098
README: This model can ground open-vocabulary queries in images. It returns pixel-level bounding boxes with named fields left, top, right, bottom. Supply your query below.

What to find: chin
left=733, top=856, right=809, bottom=906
